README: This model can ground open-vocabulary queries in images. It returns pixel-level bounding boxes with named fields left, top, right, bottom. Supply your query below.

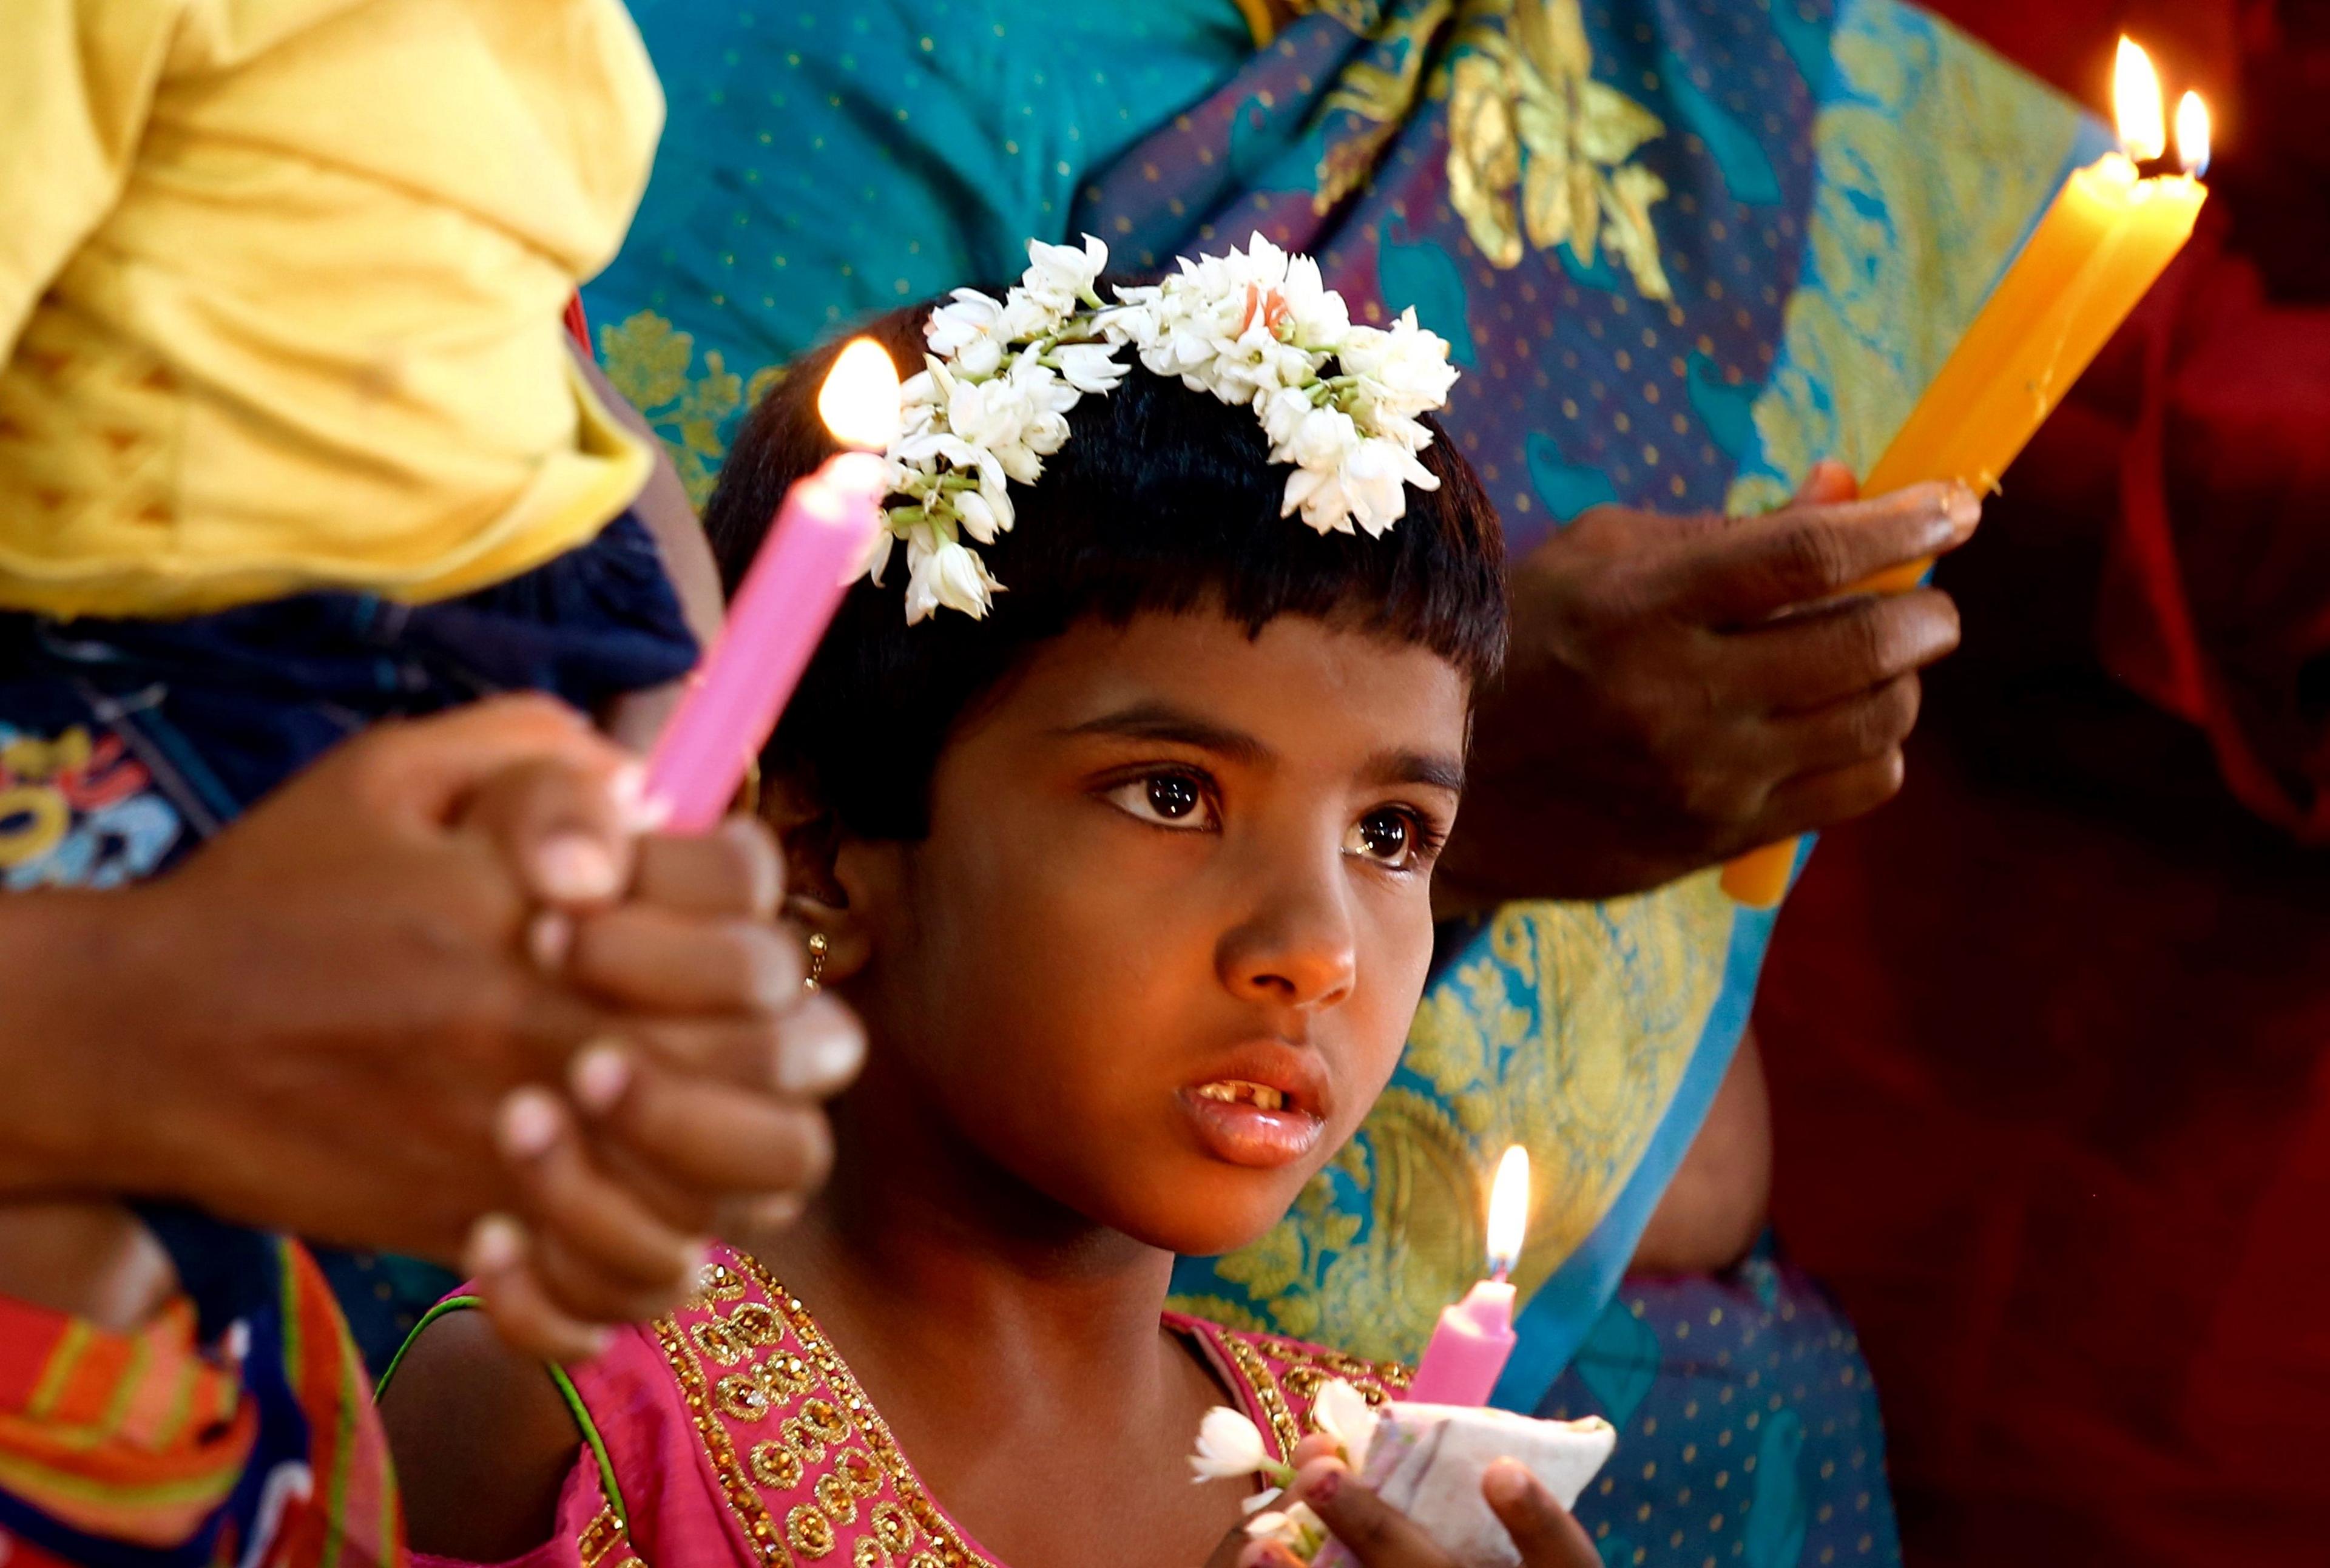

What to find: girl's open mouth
left=1179, top=1072, right=1326, bottom=1169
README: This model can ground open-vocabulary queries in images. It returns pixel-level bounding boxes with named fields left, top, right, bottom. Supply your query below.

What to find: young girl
left=382, top=239, right=1593, bottom=1568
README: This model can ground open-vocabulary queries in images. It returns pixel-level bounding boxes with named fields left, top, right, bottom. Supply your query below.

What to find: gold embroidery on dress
left=1217, top=1336, right=1303, bottom=1458
left=815, top=1471, right=863, bottom=1525
left=698, top=1317, right=754, bottom=1367
left=780, top=1416, right=828, bottom=1464
left=1280, top=1356, right=1408, bottom=1407
left=788, top=1503, right=839, bottom=1558
left=731, top=1303, right=787, bottom=1348
left=1257, top=1333, right=1413, bottom=1415
left=727, top=1252, right=1005, bottom=1568
left=718, top=1362, right=796, bottom=1423
left=751, top=1440, right=806, bottom=1490
left=653, top=1316, right=797, bottom=1566
left=838, top=1450, right=885, bottom=1499
left=800, top=1399, right=854, bottom=1445
left=870, top=1502, right=916, bottom=1554
left=577, top=1505, right=629, bottom=1568
left=695, top=1261, right=751, bottom=1304
left=685, top=1253, right=1406, bottom=1568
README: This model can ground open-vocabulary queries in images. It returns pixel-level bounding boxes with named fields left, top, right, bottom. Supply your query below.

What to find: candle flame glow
left=2114, top=38, right=2167, bottom=163
left=817, top=337, right=903, bottom=451
left=1485, top=1144, right=1530, bottom=1280
left=2175, top=90, right=2210, bottom=178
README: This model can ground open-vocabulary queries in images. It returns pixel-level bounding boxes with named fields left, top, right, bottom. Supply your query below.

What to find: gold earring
left=803, top=931, right=828, bottom=993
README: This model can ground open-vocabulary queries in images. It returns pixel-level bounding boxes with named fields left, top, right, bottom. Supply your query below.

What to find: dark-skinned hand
left=454, top=745, right=862, bottom=1359
left=1436, top=462, right=1981, bottom=903
left=1203, top=1443, right=1599, bottom=1568
left=8, top=694, right=860, bottom=1362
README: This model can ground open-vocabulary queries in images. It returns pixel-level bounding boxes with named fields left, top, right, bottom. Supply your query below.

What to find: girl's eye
left=1105, top=772, right=1218, bottom=830
left=1345, top=808, right=1427, bottom=870
left=1147, top=775, right=1201, bottom=820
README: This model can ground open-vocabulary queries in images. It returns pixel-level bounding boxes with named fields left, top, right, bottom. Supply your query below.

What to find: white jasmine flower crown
left=874, top=233, right=1462, bottom=623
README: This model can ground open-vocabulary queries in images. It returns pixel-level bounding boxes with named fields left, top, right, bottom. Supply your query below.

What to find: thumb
left=460, top=754, right=650, bottom=913
left=1482, top=1460, right=1601, bottom=1568
left=359, top=694, right=624, bottom=829
left=1791, top=458, right=1859, bottom=507
left=345, top=694, right=645, bottom=909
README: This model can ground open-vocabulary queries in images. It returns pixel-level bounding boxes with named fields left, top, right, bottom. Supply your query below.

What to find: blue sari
left=585, top=2, right=2097, bottom=1561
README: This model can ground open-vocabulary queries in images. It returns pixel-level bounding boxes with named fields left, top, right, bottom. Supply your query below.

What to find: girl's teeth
left=1197, top=1080, right=1286, bottom=1111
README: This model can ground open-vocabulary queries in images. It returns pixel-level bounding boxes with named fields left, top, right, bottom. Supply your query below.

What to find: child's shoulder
left=378, top=1301, right=652, bottom=1567
left=1164, top=1311, right=1413, bottom=1453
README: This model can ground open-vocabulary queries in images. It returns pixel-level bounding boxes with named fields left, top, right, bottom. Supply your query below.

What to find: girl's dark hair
left=706, top=298, right=1508, bottom=839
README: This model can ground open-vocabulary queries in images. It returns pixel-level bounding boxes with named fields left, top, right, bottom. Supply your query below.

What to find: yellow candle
left=1722, top=41, right=2207, bottom=909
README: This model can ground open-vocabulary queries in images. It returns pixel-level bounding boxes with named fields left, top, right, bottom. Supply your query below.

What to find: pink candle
left=1407, top=1146, right=1531, bottom=1405
left=1408, top=1278, right=1518, bottom=1406
left=644, top=340, right=900, bottom=831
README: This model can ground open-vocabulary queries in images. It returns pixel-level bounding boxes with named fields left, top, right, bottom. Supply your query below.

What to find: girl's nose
left=1217, top=847, right=1358, bottom=1010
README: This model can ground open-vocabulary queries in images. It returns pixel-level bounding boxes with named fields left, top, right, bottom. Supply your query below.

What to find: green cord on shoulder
left=374, top=1295, right=632, bottom=1526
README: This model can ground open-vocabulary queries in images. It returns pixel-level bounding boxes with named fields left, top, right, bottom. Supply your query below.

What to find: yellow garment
left=0, top=0, right=664, bottom=619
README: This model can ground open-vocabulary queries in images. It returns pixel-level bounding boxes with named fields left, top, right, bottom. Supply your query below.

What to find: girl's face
left=832, top=609, right=1470, bottom=1256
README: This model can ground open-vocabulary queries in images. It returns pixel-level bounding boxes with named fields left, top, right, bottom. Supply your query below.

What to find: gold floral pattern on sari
left=598, top=311, right=785, bottom=509
left=1724, top=0, right=2084, bottom=515
left=1445, top=0, right=1672, bottom=294
left=1307, top=0, right=1672, bottom=294
left=1311, top=0, right=1456, bottom=214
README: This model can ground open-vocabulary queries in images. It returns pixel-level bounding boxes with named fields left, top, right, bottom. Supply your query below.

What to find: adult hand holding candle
left=1721, top=38, right=2210, bottom=908
left=1408, top=1146, right=1531, bottom=1407
left=643, top=339, right=902, bottom=831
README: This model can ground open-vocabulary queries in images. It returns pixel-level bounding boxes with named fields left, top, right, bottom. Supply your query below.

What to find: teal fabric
left=1490, top=869, right=1794, bottom=1412
left=587, top=0, right=1252, bottom=502
left=1545, top=1248, right=1900, bottom=1568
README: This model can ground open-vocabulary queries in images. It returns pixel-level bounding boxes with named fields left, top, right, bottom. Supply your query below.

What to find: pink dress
left=416, top=1246, right=1411, bottom=1568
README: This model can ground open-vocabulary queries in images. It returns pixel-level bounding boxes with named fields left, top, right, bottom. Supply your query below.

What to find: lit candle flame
left=2175, top=90, right=2210, bottom=178
left=2114, top=37, right=2167, bottom=164
left=1485, top=1145, right=1530, bottom=1280
left=817, top=337, right=903, bottom=451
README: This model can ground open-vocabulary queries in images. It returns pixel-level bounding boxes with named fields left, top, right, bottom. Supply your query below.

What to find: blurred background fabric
left=1757, top=2, right=2330, bottom=1561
